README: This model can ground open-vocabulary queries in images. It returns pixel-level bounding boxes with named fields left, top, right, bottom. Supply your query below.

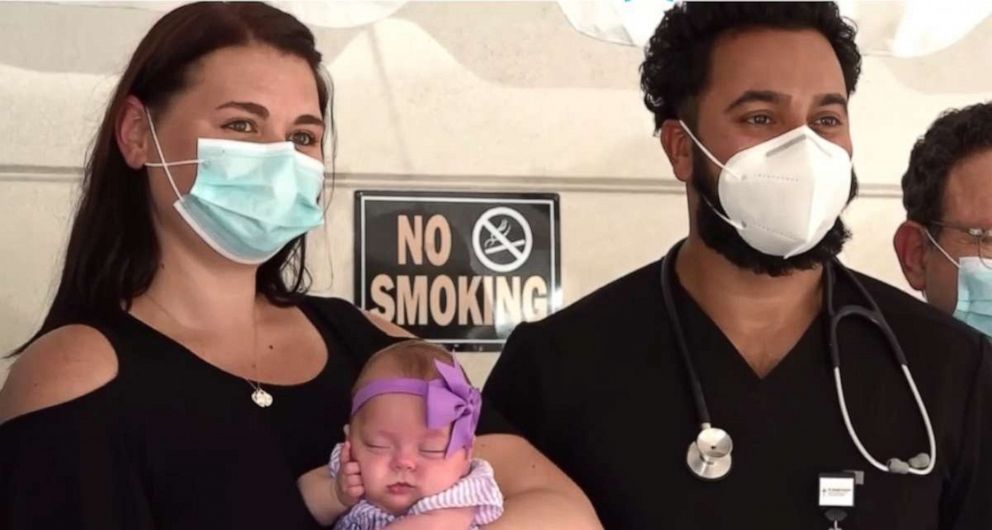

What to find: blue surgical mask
left=144, top=111, right=325, bottom=264
left=951, top=257, right=992, bottom=336
left=925, top=230, right=992, bottom=336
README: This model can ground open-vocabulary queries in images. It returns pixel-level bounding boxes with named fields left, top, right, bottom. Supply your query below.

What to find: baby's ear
left=343, top=424, right=350, bottom=440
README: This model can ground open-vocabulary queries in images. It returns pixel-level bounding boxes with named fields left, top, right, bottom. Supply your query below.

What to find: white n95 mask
left=680, top=121, right=853, bottom=258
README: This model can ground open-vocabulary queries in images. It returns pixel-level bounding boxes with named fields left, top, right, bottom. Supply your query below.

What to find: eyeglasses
left=929, top=220, right=992, bottom=270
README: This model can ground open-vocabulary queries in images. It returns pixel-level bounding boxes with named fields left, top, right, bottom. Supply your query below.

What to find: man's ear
left=660, top=119, right=693, bottom=184
left=894, top=220, right=929, bottom=292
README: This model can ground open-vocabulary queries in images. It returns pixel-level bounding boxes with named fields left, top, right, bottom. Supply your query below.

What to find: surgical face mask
left=925, top=230, right=992, bottom=336
left=144, top=111, right=325, bottom=264
left=679, top=121, right=853, bottom=258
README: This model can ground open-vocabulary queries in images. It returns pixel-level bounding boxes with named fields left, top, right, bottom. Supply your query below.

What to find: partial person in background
left=894, top=102, right=992, bottom=336
left=0, top=3, right=599, bottom=529
left=483, top=3, right=992, bottom=529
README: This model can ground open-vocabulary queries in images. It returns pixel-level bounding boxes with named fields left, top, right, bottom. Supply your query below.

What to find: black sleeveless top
left=0, top=297, right=427, bottom=529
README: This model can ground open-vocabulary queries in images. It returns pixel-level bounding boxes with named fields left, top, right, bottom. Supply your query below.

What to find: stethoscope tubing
left=661, top=242, right=712, bottom=427
left=661, top=240, right=936, bottom=477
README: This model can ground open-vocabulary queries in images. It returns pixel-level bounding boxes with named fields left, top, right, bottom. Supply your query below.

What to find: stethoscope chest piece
left=687, top=426, right=733, bottom=481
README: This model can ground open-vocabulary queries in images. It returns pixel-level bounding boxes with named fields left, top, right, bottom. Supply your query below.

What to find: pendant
left=251, top=388, right=274, bottom=408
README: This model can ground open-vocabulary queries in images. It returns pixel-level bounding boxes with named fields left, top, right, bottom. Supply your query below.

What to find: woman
left=0, top=3, right=599, bottom=529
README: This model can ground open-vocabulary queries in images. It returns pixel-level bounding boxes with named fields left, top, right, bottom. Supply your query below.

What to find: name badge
left=818, top=472, right=856, bottom=508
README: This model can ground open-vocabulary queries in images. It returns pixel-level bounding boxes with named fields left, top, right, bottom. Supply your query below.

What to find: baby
left=303, top=340, right=503, bottom=529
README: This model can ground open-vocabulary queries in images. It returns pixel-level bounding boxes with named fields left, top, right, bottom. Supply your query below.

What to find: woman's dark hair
left=15, top=1, right=333, bottom=353
left=640, top=1, right=862, bottom=132
left=902, top=102, right=992, bottom=230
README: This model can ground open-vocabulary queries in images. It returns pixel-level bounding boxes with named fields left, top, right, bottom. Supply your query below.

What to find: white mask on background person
left=680, top=121, right=853, bottom=258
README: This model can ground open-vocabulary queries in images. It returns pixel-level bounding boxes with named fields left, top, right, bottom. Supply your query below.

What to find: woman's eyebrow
left=216, top=101, right=269, bottom=118
left=295, top=114, right=324, bottom=127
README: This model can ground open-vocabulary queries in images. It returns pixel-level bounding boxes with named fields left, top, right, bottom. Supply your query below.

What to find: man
left=894, top=102, right=992, bottom=336
left=483, top=3, right=992, bottom=528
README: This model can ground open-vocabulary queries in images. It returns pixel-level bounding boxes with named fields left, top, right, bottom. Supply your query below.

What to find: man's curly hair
left=902, top=102, right=992, bottom=229
left=640, top=2, right=862, bottom=132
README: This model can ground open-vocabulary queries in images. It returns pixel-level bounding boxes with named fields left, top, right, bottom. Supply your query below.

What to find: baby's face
left=349, top=393, right=471, bottom=515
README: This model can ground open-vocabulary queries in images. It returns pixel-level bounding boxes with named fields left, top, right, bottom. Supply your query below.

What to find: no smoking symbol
left=472, top=207, right=533, bottom=273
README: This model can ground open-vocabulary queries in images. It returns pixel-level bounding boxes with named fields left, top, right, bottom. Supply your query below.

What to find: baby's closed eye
left=362, top=439, right=393, bottom=454
left=419, top=447, right=446, bottom=459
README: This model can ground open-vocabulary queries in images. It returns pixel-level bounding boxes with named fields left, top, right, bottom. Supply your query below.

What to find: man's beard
left=690, top=146, right=858, bottom=277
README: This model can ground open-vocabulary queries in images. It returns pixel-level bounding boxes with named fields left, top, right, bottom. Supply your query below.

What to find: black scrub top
left=0, top=297, right=502, bottom=529
left=483, top=260, right=992, bottom=529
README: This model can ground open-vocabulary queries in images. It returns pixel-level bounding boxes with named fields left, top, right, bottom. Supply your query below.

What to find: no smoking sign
left=355, top=191, right=561, bottom=351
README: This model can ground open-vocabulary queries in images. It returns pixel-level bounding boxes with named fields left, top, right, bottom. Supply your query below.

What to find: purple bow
left=425, top=360, right=482, bottom=457
left=350, top=359, right=481, bottom=458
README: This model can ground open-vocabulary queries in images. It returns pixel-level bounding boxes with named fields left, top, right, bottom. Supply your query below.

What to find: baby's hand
left=335, top=441, right=364, bottom=507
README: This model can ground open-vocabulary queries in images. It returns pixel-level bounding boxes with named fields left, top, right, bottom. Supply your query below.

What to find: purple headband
left=351, top=358, right=482, bottom=458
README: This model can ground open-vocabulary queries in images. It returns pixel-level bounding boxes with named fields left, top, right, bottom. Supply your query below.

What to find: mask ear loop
left=921, top=228, right=960, bottom=302
left=677, top=120, right=745, bottom=231
left=143, top=108, right=201, bottom=202
left=310, top=70, right=337, bottom=295
left=923, top=228, right=960, bottom=268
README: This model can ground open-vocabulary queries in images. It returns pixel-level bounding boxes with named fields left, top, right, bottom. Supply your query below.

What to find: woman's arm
left=0, top=325, right=117, bottom=424
left=297, top=465, right=351, bottom=526
left=0, top=326, right=155, bottom=529
left=475, top=434, right=602, bottom=530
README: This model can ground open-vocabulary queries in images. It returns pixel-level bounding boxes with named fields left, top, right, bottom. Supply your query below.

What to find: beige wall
left=2, top=2, right=991, bottom=387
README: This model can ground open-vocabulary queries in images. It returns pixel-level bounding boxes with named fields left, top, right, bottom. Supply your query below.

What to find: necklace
left=144, top=293, right=273, bottom=408
left=245, top=309, right=274, bottom=408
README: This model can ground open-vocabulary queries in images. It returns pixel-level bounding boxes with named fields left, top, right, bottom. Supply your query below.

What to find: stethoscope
left=659, top=240, right=937, bottom=481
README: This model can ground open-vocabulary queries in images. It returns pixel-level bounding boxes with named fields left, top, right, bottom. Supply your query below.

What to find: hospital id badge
left=818, top=472, right=856, bottom=508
